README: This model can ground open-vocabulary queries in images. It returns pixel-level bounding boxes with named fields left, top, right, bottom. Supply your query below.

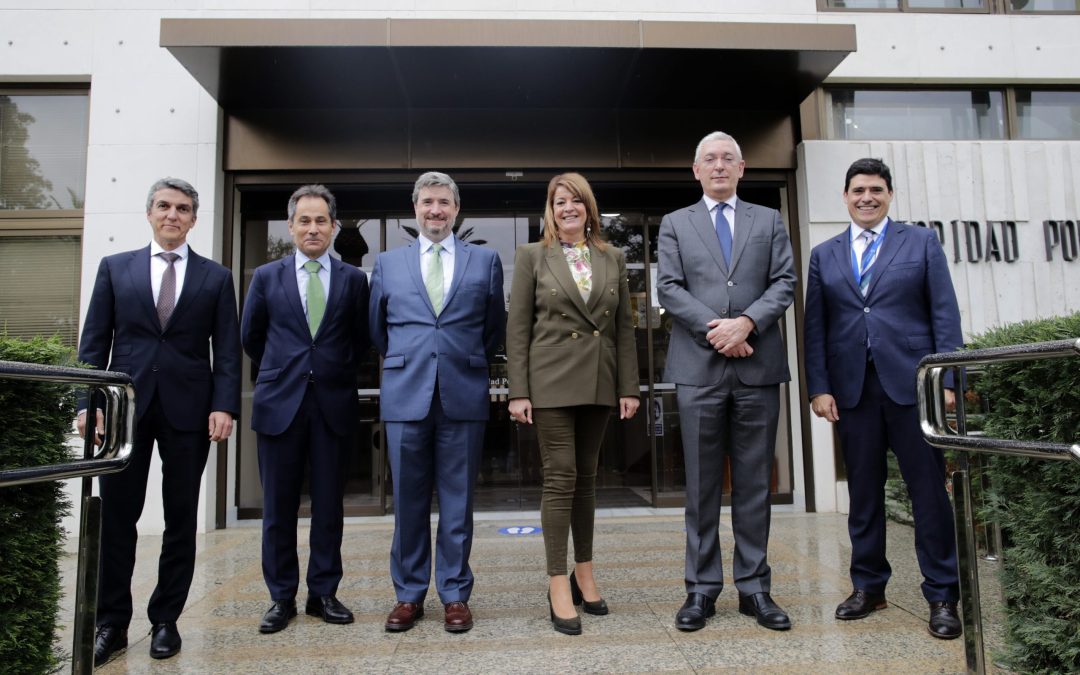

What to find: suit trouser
left=532, top=405, right=611, bottom=576
left=97, top=393, right=210, bottom=628
left=837, top=362, right=959, bottom=602
left=676, top=366, right=778, bottom=598
left=257, top=383, right=351, bottom=601
left=386, top=392, right=485, bottom=604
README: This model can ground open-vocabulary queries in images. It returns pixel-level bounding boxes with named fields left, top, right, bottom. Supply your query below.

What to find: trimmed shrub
left=968, top=313, right=1080, bottom=674
left=0, top=335, right=78, bottom=674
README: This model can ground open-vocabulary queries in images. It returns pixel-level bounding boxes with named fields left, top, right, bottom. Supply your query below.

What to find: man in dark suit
left=77, top=177, right=242, bottom=665
left=657, top=131, right=797, bottom=632
left=369, top=171, right=505, bottom=633
left=241, top=185, right=370, bottom=634
left=804, top=157, right=963, bottom=640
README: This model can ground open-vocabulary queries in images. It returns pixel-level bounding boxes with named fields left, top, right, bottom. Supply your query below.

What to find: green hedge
left=0, top=336, right=78, bottom=674
left=969, top=313, right=1080, bottom=674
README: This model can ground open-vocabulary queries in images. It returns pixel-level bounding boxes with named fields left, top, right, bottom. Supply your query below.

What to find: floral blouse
left=561, top=240, right=592, bottom=302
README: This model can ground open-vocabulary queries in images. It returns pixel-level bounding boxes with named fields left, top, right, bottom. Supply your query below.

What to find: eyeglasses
left=699, top=154, right=741, bottom=167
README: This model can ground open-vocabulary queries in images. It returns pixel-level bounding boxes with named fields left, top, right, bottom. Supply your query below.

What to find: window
left=1008, top=0, right=1079, bottom=11
left=0, top=88, right=89, bottom=347
left=822, top=0, right=987, bottom=10
left=1016, top=91, right=1080, bottom=139
left=828, top=89, right=1006, bottom=140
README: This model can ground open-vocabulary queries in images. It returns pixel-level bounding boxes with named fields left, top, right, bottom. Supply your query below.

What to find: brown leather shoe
left=385, top=602, right=424, bottom=632
left=443, top=601, right=474, bottom=633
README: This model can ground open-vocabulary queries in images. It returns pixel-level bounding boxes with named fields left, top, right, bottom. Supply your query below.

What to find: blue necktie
left=858, top=230, right=877, bottom=296
left=715, top=203, right=732, bottom=267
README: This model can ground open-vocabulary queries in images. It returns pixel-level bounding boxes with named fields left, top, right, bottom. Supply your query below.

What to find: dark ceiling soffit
left=161, top=18, right=856, bottom=110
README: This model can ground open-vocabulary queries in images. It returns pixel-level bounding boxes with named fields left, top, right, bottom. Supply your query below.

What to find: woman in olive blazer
left=506, top=172, right=640, bottom=635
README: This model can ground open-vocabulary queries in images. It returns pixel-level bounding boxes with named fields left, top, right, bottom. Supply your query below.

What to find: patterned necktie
left=715, top=203, right=732, bottom=267
left=858, top=230, right=878, bottom=296
left=304, top=260, right=325, bottom=336
left=156, top=252, right=180, bottom=328
left=426, top=243, right=444, bottom=315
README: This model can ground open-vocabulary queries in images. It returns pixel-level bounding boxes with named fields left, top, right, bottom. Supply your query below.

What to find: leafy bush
left=968, top=313, right=1080, bottom=674
left=0, top=335, right=78, bottom=674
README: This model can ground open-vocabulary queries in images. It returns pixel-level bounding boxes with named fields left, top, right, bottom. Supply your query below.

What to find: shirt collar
left=702, top=194, right=738, bottom=216
left=150, top=241, right=189, bottom=259
left=295, top=249, right=333, bottom=272
left=849, top=217, right=889, bottom=243
left=418, top=233, right=456, bottom=254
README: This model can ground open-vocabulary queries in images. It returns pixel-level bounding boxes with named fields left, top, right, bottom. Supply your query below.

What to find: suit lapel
left=545, top=243, right=591, bottom=318
left=127, top=247, right=158, bottom=328
left=688, top=200, right=728, bottom=276
left=586, top=242, right=608, bottom=313
left=319, top=257, right=349, bottom=336
left=828, top=229, right=862, bottom=300
left=167, top=248, right=209, bottom=329
left=864, top=218, right=905, bottom=298
left=404, top=242, right=437, bottom=317
left=728, top=201, right=754, bottom=275
left=442, top=240, right=471, bottom=311
left=278, top=255, right=308, bottom=329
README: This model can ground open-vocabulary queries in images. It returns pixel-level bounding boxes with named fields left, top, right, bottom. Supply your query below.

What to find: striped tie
left=426, top=243, right=444, bottom=315
left=858, top=230, right=877, bottom=296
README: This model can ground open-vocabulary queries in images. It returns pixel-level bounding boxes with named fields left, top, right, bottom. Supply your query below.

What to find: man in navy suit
left=241, top=185, right=370, bottom=634
left=77, top=177, right=242, bottom=665
left=370, top=171, right=505, bottom=633
left=804, top=158, right=963, bottom=640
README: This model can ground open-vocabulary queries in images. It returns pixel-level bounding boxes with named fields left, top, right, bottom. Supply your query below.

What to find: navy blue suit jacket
left=78, top=246, right=242, bottom=430
left=369, top=240, right=505, bottom=422
left=241, top=255, right=370, bottom=437
left=804, top=219, right=963, bottom=408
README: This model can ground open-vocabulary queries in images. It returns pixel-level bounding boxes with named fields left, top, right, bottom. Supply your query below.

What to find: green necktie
left=304, top=260, right=325, bottom=336
left=426, top=243, right=444, bottom=315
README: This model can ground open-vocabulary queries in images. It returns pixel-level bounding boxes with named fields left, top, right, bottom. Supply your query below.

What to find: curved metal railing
left=0, top=360, right=136, bottom=675
left=917, top=338, right=1080, bottom=675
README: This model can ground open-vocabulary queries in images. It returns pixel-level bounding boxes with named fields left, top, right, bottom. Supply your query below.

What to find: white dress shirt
left=418, top=233, right=456, bottom=298
left=702, top=194, right=738, bottom=239
left=295, top=250, right=333, bottom=319
left=850, top=218, right=888, bottom=262
left=150, top=241, right=189, bottom=304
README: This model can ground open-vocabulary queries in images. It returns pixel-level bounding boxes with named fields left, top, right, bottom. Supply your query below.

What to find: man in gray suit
left=657, top=131, right=797, bottom=632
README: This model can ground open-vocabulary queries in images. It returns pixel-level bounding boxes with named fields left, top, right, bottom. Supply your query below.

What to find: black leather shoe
left=149, top=622, right=181, bottom=659
left=835, top=589, right=888, bottom=620
left=928, top=601, right=962, bottom=639
left=675, top=593, right=716, bottom=632
left=93, top=624, right=127, bottom=666
left=259, top=599, right=297, bottom=633
left=305, top=595, right=355, bottom=624
left=569, top=570, right=609, bottom=615
left=738, top=592, right=792, bottom=631
left=548, top=592, right=582, bottom=635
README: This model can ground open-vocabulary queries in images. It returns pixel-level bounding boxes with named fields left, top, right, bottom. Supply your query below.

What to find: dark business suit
left=657, top=198, right=796, bottom=598
left=241, top=254, right=369, bottom=601
left=369, top=238, right=504, bottom=603
left=78, top=245, right=241, bottom=628
left=804, top=218, right=962, bottom=602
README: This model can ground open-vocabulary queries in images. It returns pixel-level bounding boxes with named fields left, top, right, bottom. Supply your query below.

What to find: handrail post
left=952, top=464, right=986, bottom=675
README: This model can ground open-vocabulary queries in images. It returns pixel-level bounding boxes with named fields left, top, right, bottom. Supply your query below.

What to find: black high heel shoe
left=547, top=591, right=582, bottom=635
left=569, top=570, right=610, bottom=615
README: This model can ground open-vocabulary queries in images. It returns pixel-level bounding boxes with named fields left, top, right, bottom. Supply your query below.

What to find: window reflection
left=1017, top=91, right=1080, bottom=139
left=829, top=89, right=1005, bottom=140
left=0, top=94, right=88, bottom=210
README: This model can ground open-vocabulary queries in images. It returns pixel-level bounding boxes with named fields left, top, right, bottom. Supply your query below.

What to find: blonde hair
left=542, top=172, right=605, bottom=250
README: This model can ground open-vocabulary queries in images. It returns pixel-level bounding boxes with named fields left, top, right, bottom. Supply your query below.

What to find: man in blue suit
left=804, top=158, right=963, bottom=640
left=370, top=171, right=505, bottom=633
left=241, top=185, right=370, bottom=634
left=78, top=177, right=241, bottom=665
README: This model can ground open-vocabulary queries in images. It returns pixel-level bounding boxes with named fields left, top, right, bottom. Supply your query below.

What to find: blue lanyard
left=850, top=224, right=887, bottom=284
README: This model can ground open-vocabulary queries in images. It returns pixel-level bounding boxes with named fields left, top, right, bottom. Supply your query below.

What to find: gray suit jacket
left=657, top=197, right=796, bottom=387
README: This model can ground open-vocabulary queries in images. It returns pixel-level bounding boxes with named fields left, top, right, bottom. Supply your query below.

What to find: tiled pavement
left=59, top=511, right=969, bottom=674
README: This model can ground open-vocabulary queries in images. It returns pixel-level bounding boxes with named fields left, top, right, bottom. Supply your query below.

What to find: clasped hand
left=706, top=316, right=754, bottom=358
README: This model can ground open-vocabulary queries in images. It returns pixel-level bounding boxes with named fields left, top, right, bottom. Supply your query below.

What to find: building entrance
left=231, top=172, right=795, bottom=518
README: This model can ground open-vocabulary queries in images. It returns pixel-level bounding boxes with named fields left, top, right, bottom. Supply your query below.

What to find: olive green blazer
left=506, top=241, right=639, bottom=408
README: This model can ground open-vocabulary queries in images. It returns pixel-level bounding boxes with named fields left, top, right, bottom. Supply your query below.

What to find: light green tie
left=304, top=260, right=325, bottom=336
left=426, top=243, right=444, bottom=315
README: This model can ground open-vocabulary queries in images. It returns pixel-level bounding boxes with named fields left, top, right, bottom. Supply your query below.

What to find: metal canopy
left=161, top=18, right=855, bottom=111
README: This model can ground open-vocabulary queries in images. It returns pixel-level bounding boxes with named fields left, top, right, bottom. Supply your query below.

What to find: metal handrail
left=917, top=337, right=1080, bottom=675
left=0, top=359, right=136, bottom=675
